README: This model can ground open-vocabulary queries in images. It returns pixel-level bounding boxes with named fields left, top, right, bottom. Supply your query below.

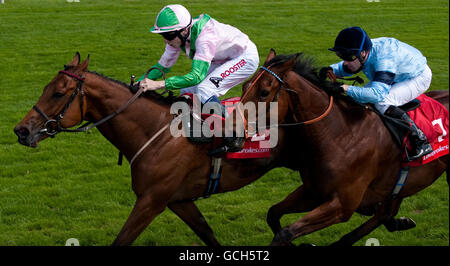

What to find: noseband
left=33, top=70, right=86, bottom=136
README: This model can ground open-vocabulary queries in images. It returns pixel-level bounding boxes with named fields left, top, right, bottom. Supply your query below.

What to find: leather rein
left=33, top=70, right=145, bottom=137
left=33, top=66, right=171, bottom=137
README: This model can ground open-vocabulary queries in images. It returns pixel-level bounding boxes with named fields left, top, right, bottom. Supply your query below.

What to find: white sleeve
left=158, top=44, right=181, bottom=68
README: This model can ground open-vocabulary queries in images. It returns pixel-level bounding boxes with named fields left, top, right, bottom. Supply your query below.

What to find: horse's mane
left=266, top=53, right=336, bottom=94
left=88, top=71, right=130, bottom=88
left=266, top=53, right=372, bottom=115
left=87, top=71, right=179, bottom=105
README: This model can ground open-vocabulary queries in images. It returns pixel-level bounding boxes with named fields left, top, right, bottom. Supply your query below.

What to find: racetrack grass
left=0, top=0, right=448, bottom=246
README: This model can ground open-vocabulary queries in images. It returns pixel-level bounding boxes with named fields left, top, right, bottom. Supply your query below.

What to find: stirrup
left=405, top=143, right=433, bottom=161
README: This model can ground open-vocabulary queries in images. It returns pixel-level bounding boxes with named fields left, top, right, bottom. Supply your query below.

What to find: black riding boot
left=385, top=105, right=433, bottom=161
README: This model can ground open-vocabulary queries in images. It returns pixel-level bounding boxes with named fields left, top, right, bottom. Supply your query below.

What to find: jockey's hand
left=341, top=84, right=350, bottom=93
left=140, top=78, right=165, bottom=91
left=319, top=67, right=333, bottom=80
left=327, top=82, right=345, bottom=95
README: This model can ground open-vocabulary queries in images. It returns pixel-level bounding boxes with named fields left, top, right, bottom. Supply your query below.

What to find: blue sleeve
left=347, top=81, right=391, bottom=104
left=330, top=62, right=353, bottom=77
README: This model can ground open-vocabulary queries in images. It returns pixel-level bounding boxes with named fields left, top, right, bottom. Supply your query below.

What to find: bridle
left=236, top=64, right=334, bottom=138
left=33, top=69, right=145, bottom=137
left=32, top=66, right=178, bottom=166
left=33, top=70, right=87, bottom=136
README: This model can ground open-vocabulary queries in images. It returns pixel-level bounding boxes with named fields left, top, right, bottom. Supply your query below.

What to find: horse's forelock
left=266, top=53, right=299, bottom=68
left=63, top=64, right=76, bottom=71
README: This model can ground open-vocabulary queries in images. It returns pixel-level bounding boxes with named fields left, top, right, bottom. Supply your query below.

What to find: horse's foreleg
left=168, top=201, right=221, bottom=246
left=112, top=194, right=167, bottom=246
left=270, top=196, right=350, bottom=246
left=267, top=185, right=318, bottom=236
left=331, top=198, right=403, bottom=246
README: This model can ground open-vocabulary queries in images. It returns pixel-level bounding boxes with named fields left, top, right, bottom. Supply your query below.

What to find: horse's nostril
left=14, top=126, right=30, bottom=138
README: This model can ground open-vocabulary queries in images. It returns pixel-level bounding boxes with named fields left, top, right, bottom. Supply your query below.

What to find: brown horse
left=227, top=49, right=449, bottom=245
left=13, top=52, right=304, bottom=246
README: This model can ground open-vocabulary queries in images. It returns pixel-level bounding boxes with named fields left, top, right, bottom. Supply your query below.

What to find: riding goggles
left=336, top=51, right=359, bottom=62
left=160, top=31, right=179, bottom=41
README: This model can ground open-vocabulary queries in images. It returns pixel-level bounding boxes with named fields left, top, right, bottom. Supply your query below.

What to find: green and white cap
left=150, top=4, right=192, bottom=33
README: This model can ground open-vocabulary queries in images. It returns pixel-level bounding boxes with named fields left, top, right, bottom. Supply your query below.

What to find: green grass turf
left=0, top=0, right=448, bottom=246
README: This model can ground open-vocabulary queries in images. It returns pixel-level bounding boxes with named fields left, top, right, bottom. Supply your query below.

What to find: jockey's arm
left=164, top=59, right=210, bottom=90
left=330, top=61, right=353, bottom=77
left=139, top=59, right=210, bottom=92
left=137, top=44, right=181, bottom=82
left=137, top=62, right=171, bottom=82
left=346, top=71, right=396, bottom=104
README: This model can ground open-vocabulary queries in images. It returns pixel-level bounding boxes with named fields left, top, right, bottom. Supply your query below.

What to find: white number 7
left=432, top=118, right=447, bottom=142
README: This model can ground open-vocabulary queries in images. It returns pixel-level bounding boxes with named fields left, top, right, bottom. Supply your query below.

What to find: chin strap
left=177, top=30, right=189, bottom=44
left=177, top=20, right=192, bottom=44
left=356, top=50, right=369, bottom=73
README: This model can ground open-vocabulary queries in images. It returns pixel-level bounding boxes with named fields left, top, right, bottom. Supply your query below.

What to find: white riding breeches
left=375, top=65, right=432, bottom=114
left=180, top=41, right=259, bottom=103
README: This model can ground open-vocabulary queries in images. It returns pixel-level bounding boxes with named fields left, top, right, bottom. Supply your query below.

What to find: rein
left=33, top=69, right=157, bottom=136
left=33, top=67, right=176, bottom=167
left=34, top=70, right=145, bottom=136
left=237, top=65, right=334, bottom=136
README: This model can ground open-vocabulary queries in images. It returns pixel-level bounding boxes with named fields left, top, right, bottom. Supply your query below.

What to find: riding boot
left=204, top=95, right=227, bottom=118
left=385, top=105, right=433, bottom=161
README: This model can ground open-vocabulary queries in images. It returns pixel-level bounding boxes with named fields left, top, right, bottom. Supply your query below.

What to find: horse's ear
left=280, top=53, right=299, bottom=72
left=79, top=54, right=90, bottom=71
left=68, top=52, right=81, bottom=67
left=263, top=49, right=277, bottom=65
left=270, top=48, right=276, bottom=56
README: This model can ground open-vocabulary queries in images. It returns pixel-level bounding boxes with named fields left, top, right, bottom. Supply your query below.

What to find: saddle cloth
left=402, top=94, right=449, bottom=167
left=181, top=94, right=272, bottom=159
left=221, top=97, right=271, bottom=159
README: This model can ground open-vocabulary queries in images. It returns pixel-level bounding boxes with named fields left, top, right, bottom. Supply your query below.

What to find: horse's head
left=14, top=52, right=90, bottom=147
left=224, top=49, right=297, bottom=150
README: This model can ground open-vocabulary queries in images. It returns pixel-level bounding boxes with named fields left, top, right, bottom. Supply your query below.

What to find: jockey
left=323, top=26, right=433, bottom=161
left=138, top=4, right=259, bottom=115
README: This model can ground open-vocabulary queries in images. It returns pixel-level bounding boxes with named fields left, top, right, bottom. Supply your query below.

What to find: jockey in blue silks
left=322, top=26, right=433, bottom=161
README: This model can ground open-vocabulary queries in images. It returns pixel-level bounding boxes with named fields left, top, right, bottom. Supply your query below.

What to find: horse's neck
left=287, top=73, right=353, bottom=149
left=288, top=72, right=383, bottom=159
left=287, top=72, right=331, bottom=123
left=84, top=74, right=126, bottom=119
left=83, top=73, right=171, bottom=158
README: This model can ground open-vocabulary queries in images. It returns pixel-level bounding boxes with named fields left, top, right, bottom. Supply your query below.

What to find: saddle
left=325, top=73, right=448, bottom=165
left=179, top=94, right=272, bottom=199
left=179, top=93, right=272, bottom=156
left=378, top=99, right=420, bottom=149
left=341, top=93, right=448, bottom=166
left=179, top=93, right=227, bottom=144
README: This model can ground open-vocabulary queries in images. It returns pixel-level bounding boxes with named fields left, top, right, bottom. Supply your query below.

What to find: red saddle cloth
left=221, top=97, right=271, bottom=159
left=403, top=94, right=449, bottom=167
left=180, top=94, right=272, bottom=159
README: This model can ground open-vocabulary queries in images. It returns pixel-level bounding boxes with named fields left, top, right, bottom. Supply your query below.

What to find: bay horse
left=13, top=52, right=301, bottom=246
left=227, top=49, right=449, bottom=245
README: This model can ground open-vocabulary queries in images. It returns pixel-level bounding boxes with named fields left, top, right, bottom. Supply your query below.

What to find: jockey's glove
left=319, top=66, right=334, bottom=80
left=328, top=82, right=344, bottom=95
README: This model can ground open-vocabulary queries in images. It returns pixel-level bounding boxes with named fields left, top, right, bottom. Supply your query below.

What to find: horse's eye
left=260, top=90, right=270, bottom=98
left=53, top=92, right=65, bottom=98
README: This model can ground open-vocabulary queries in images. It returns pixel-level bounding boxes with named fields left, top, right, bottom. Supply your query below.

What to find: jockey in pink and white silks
left=138, top=4, right=259, bottom=112
left=322, top=26, right=433, bottom=161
